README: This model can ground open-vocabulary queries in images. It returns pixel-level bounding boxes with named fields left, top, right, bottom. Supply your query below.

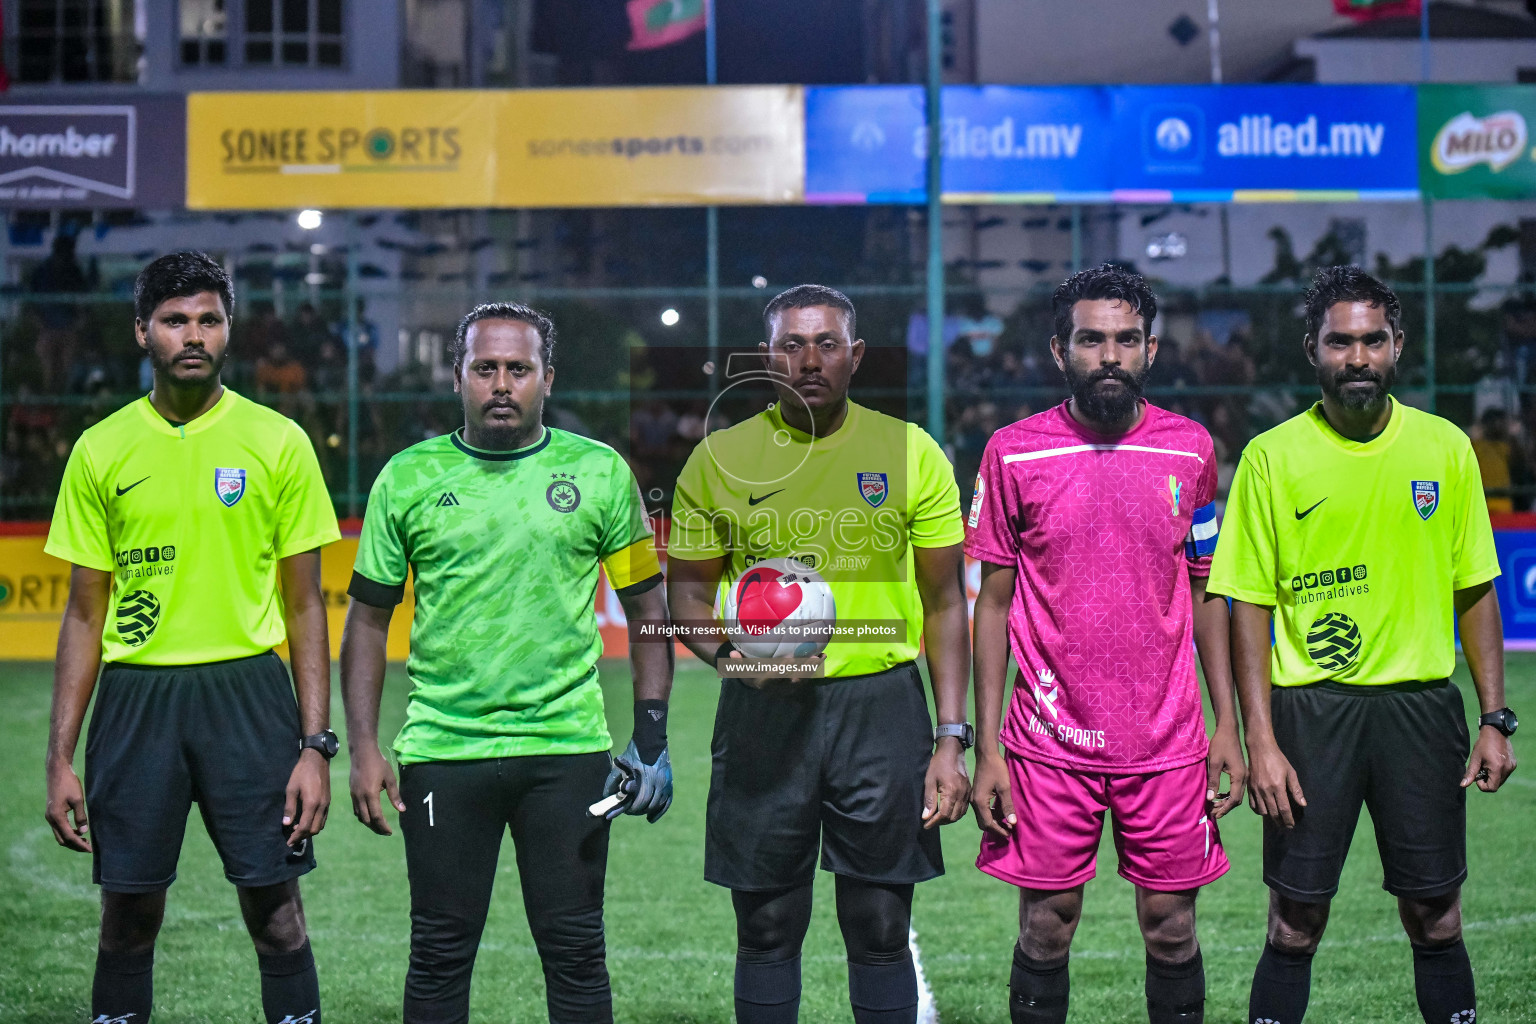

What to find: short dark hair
left=451, top=302, right=556, bottom=369
left=1052, top=264, right=1157, bottom=343
left=134, top=251, right=234, bottom=323
left=1303, top=265, right=1402, bottom=339
left=763, top=283, right=856, bottom=341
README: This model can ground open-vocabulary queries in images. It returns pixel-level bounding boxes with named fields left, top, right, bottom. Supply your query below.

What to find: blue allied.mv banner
left=804, top=84, right=1419, bottom=204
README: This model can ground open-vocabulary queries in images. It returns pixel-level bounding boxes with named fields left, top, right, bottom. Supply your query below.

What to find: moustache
left=1084, top=367, right=1138, bottom=387
left=1334, top=370, right=1384, bottom=385
left=483, top=399, right=521, bottom=414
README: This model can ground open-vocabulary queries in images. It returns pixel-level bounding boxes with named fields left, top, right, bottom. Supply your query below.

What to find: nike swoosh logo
left=115, top=476, right=149, bottom=497
left=747, top=489, right=785, bottom=506
left=1295, top=498, right=1326, bottom=520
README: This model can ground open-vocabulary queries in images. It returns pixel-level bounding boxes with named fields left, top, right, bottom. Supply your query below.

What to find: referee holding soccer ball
left=1208, top=267, right=1517, bottom=1024
left=668, top=284, right=972, bottom=1024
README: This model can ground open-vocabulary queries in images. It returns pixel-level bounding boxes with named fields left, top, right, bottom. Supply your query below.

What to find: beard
left=1062, top=361, right=1148, bottom=426
left=149, top=343, right=225, bottom=382
left=470, top=395, right=541, bottom=448
left=1319, top=361, right=1394, bottom=411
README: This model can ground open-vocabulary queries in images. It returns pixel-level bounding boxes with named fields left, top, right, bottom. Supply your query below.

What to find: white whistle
left=588, top=791, right=628, bottom=818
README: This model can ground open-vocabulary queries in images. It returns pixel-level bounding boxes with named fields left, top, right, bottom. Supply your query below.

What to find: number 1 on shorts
left=424, top=791, right=435, bottom=827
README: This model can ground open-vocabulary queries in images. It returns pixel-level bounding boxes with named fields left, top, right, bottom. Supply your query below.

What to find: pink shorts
left=976, top=754, right=1230, bottom=892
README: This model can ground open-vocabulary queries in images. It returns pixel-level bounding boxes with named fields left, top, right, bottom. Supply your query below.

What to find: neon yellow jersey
left=45, top=390, right=340, bottom=666
left=670, top=401, right=964, bottom=677
left=1207, top=399, right=1499, bottom=687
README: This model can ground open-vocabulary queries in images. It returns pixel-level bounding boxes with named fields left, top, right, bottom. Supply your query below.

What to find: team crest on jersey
left=214, top=467, right=246, bottom=507
left=858, top=472, right=888, bottom=508
left=1412, top=480, right=1439, bottom=521
left=547, top=473, right=581, bottom=513
left=1167, top=474, right=1182, bottom=516
left=968, top=474, right=985, bottom=528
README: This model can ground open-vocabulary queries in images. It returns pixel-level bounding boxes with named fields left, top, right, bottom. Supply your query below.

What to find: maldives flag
left=1333, top=0, right=1421, bottom=21
left=626, top=0, right=707, bottom=51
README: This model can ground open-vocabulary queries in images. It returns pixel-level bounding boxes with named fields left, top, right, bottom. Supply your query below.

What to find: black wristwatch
left=1478, top=708, right=1518, bottom=738
left=935, top=722, right=975, bottom=750
left=301, top=729, right=341, bottom=760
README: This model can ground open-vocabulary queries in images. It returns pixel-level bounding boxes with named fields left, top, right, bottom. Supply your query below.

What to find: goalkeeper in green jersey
left=338, top=303, right=672, bottom=1024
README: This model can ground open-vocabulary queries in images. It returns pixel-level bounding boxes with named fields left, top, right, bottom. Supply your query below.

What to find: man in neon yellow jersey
left=669, top=284, right=972, bottom=1024
left=1209, top=266, right=1518, bottom=1024
left=45, top=250, right=340, bottom=1024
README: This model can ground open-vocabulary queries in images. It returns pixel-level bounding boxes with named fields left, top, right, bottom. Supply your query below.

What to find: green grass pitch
left=1, top=657, right=1532, bottom=1022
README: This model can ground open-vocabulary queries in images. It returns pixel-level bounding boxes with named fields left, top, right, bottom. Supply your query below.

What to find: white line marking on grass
left=911, top=927, right=938, bottom=1024
left=7, top=827, right=96, bottom=902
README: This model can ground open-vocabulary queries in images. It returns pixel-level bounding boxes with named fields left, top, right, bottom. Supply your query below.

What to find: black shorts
left=84, top=651, right=315, bottom=893
left=1266, top=678, right=1470, bottom=903
left=705, top=660, right=943, bottom=891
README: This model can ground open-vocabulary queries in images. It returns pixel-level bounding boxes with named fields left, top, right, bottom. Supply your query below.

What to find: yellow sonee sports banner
left=187, top=87, right=805, bottom=209
left=0, top=535, right=413, bottom=662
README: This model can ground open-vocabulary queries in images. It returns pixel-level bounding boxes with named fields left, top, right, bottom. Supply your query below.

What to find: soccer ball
left=722, top=558, right=836, bottom=659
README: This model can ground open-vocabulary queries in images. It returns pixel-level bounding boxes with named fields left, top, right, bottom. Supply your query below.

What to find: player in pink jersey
left=966, top=266, right=1246, bottom=1024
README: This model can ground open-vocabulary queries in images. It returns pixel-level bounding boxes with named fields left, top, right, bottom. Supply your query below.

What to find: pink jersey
left=965, top=401, right=1219, bottom=773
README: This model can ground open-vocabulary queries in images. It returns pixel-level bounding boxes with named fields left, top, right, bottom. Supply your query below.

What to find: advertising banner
left=1419, top=84, right=1536, bottom=200
left=0, top=531, right=637, bottom=661
left=805, top=84, right=1418, bottom=204
left=1492, top=529, right=1536, bottom=649
left=0, top=95, right=185, bottom=209
left=187, top=90, right=502, bottom=209
left=1110, top=85, right=1419, bottom=201
left=494, top=85, right=803, bottom=206
left=0, top=534, right=415, bottom=661
left=8, top=527, right=1524, bottom=655
left=187, top=86, right=804, bottom=209
left=805, top=85, right=1112, bottom=203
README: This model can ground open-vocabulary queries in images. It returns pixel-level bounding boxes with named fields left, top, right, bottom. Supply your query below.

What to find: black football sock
left=848, top=951, right=918, bottom=1024
left=93, top=948, right=154, bottom=1024
left=1010, top=947, right=1069, bottom=1024
left=1248, top=941, right=1314, bottom=1024
left=1145, top=948, right=1205, bottom=1024
left=1411, top=939, right=1475, bottom=1024
left=257, top=941, right=321, bottom=1024
left=734, top=954, right=801, bottom=1024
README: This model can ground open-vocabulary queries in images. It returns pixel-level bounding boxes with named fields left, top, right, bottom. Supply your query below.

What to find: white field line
left=911, top=926, right=938, bottom=1024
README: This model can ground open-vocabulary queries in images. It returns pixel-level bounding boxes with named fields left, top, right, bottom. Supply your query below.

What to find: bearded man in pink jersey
left=966, top=265, right=1246, bottom=1024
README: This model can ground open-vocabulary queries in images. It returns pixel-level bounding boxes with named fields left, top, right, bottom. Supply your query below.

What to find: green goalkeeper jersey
left=351, top=426, right=660, bottom=763
left=1208, top=399, right=1499, bottom=687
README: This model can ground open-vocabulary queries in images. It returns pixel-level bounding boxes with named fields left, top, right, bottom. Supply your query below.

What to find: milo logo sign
left=1432, top=110, right=1528, bottom=175
left=1421, top=86, right=1536, bottom=199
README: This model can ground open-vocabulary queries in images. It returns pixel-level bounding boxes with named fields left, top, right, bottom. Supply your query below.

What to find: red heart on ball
left=736, top=568, right=803, bottom=635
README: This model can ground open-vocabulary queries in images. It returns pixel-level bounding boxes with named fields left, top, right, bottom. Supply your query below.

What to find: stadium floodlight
left=751, top=275, right=768, bottom=289
left=660, top=308, right=681, bottom=326
left=297, top=209, right=323, bottom=230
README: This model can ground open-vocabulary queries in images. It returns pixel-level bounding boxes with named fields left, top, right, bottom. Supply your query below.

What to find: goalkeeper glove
left=602, top=699, right=672, bottom=823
